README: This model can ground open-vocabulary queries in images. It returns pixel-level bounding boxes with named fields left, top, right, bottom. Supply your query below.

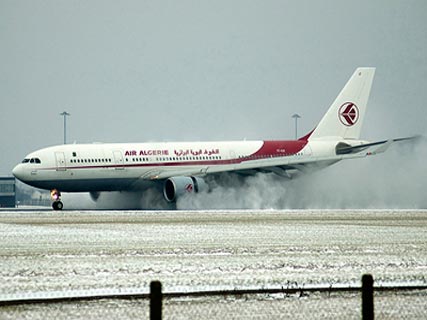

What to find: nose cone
left=12, top=164, right=26, bottom=182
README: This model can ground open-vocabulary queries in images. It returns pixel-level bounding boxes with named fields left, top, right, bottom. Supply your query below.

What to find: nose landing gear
left=51, top=189, right=63, bottom=210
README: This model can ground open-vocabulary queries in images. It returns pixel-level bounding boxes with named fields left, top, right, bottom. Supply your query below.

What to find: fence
left=1, top=274, right=426, bottom=319
left=149, top=275, right=425, bottom=320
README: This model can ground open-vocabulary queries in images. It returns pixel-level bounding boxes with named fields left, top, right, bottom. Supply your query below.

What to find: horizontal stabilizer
left=336, top=136, right=421, bottom=155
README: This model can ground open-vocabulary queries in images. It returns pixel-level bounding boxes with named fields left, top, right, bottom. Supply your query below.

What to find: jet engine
left=163, top=176, right=208, bottom=202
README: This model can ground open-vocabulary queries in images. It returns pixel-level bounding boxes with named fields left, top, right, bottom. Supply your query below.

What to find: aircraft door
left=113, top=150, right=124, bottom=170
left=229, top=150, right=236, bottom=160
left=55, top=152, right=66, bottom=171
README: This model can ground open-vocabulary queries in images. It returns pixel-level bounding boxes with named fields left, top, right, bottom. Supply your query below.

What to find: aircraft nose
left=12, top=164, right=25, bottom=181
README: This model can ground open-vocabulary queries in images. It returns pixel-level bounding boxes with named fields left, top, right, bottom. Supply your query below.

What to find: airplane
left=12, top=67, right=412, bottom=210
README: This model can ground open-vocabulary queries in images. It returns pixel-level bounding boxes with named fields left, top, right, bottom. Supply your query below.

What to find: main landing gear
left=50, top=189, right=63, bottom=210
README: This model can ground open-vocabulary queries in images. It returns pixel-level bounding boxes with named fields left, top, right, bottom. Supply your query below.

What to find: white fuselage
left=12, top=138, right=368, bottom=192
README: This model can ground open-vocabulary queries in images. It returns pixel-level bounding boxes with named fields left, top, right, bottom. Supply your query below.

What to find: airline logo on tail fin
left=307, top=67, right=376, bottom=141
left=339, top=102, right=359, bottom=126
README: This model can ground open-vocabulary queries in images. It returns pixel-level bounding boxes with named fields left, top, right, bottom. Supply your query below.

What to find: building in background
left=0, top=177, right=16, bottom=208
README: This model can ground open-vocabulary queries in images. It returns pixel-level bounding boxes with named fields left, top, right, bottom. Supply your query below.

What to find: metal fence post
left=150, top=281, right=163, bottom=320
left=362, top=274, right=374, bottom=320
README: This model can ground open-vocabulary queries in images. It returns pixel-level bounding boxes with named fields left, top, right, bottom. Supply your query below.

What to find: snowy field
left=0, top=209, right=426, bottom=318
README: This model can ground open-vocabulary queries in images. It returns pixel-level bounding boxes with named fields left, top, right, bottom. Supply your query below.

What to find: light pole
left=292, top=114, right=301, bottom=140
left=60, top=111, right=70, bottom=144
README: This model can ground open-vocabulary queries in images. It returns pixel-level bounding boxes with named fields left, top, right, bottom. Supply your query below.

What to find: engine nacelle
left=163, top=176, right=208, bottom=202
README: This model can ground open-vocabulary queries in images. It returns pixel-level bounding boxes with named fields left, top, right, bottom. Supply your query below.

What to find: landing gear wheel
left=52, top=200, right=63, bottom=211
left=50, top=189, right=63, bottom=211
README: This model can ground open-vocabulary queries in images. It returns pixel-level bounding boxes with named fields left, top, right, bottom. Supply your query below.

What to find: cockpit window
left=23, top=158, right=41, bottom=164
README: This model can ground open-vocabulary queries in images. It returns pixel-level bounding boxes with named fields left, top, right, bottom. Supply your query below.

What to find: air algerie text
left=124, top=148, right=221, bottom=157
left=125, top=150, right=169, bottom=156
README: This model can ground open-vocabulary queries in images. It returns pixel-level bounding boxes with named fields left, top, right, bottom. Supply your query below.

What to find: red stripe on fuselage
left=298, top=129, right=315, bottom=141
left=249, top=140, right=307, bottom=158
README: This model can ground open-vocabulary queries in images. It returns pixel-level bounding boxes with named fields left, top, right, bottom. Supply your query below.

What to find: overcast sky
left=1, top=0, right=426, bottom=175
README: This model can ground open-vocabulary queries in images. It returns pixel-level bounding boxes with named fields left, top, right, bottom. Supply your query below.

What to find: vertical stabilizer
left=308, top=67, right=375, bottom=141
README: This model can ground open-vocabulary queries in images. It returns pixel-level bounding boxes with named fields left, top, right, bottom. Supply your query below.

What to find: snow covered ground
left=0, top=209, right=426, bottom=318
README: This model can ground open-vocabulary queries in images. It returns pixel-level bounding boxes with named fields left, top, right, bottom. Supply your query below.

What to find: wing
left=128, top=136, right=421, bottom=186
left=233, top=136, right=421, bottom=179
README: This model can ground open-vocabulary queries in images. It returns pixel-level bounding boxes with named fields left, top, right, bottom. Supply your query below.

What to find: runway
left=0, top=209, right=426, bottom=319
